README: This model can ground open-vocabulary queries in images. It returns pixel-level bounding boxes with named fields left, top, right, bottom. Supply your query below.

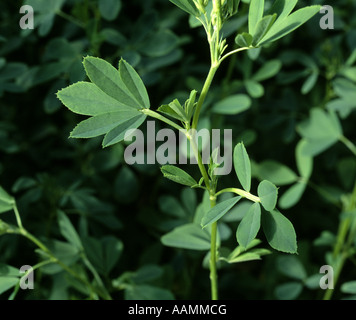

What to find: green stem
left=192, top=64, right=219, bottom=130
left=340, top=135, right=356, bottom=157
left=210, top=199, right=218, bottom=300
left=13, top=203, right=23, bottom=230
left=215, top=187, right=261, bottom=203
left=141, top=109, right=184, bottom=131
left=219, top=47, right=251, bottom=64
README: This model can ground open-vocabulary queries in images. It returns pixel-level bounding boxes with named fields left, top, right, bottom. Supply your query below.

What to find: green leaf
left=161, top=165, right=197, bottom=187
left=0, top=264, right=21, bottom=277
left=161, top=223, right=211, bottom=251
left=275, top=282, right=303, bottom=300
left=118, top=59, right=150, bottom=109
left=260, top=5, right=321, bottom=46
left=262, top=209, right=297, bottom=253
left=0, top=277, right=19, bottom=296
left=258, top=180, right=278, bottom=212
left=255, top=160, right=298, bottom=186
left=102, top=114, right=146, bottom=147
left=235, top=33, right=253, bottom=48
left=211, top=94, right=251, bottom=115
left=141, top=30, right=179, bottom=58
left=99, top=0, right=122, bottom=21
left=169, top=0, right=200, bottom=17
left=57, top=82, right=135, bottom=116
left=83, top=57, right=146, bottom=109
left=252, top=14, right=277, bottom=46
left=252, top=59, right=282, bottom=82
left=248, top=0, right=265, bottom=35
left=57, top=210, right=82, bottom=250
left=83, top=236, right=123, bottom=275
left=125, top=284, right=174, bottom=300
left=244, top=80, right=264, bottom=98
left=277, top=256, right=307, bottom=280
left=201, top=196, right=241, bottom=228
left=341, top=281, right=356, bottom=294
left=225, top=248, right=271, bottom=264
left=279, top=182, right=307, bottom=209
left=296, top=140, right=313, bottom=179
left=70, top=110, right=142, bottom=139
left=267, top=0, right=298, bottom=24
left=0, top=186, right=14, bottom=214
left=236, top=202, right=261, bottom=249
left=234, top=143, right=252, bottom=192
left=297, top=108, right=342, bottom=156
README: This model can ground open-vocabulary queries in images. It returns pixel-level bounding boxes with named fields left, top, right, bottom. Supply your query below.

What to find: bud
left=194, top=0, right=206, bottom=14
left=227, top=0, right=240, bottom=16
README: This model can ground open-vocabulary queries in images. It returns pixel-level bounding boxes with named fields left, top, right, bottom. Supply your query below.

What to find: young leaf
left=267, top=0, right=298, bottom=24
left=296, top=140, right=313, bottom=179
left=248, top=0, right=265, bottom=35
left=211, top=94, right=251, bottom=115
left=235, top=33, right=253, bottom=48
left=262, top=209, right=297, bottom=253
left=258, top=180, right=278, bottom=212
left=161, top=165, right=197, bottom=187
left=161, top=223, right=211, bottom=251
left=169, top=0, right=200, bottom=17
left=201, top=196, right=241, bottom=228
left=277, top=256, right=307, bottom=280
left=0, top=277, right=19, bottom=296
left=57, top=210, right=83, bottom=250
left=252, top=14, right=277, bottom=46
left=255, top=160, right=298, bottom=186
left=236, top=202, right=261, bottom=249
left=259, top=6, right=321, bottom=46
left=185, top=90, right=197, bottom=120
left=234, top=143, right=251, bottom=192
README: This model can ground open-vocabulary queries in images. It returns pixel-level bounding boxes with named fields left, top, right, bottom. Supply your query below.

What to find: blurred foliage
left=0, top=0, right=356, bottom=300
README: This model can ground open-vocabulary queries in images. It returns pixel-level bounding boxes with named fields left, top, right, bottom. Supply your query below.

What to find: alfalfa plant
left=55, top=0, right=321, bottom=300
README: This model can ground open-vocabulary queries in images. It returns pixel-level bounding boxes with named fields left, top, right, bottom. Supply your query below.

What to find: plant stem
left=209, top=198, right=218, bottom=300
left=340, top=135, right=356, bottom=157
left=215, top=187, right=261, bottom=203
left=141, top=109, right=184, bottom=131
left=192, top=64, right=219, bottom=130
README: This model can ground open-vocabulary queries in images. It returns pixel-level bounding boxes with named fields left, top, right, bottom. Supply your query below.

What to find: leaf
left=201, top=196, right=241, bottom=228
left=262, top=209, right=297, bottom=253
left=275, top=282, right=303, bottom=300
left=161, top=223, right=211, bottom=251
left=102, top=114, right=146, bottom=147
left=161, top=165, right=197, bottom=187
left=296, top=140, right=313, bottom=179
left=70, top=110, right=142, bottom=139
left=211, top=94, right=251, bottom=115
left=252, top=59, right=282, bottom=82
left=99, top=0, right=122, bottom=21
left=0, top=277, right=19, bottom=296
left=169, top=0, right=200, bottom=17
left=0, top=186, right=14, bottom=214
left=258, top=180, right=278, bottom=212
left=125, top=284, right=174, bottom=300
left=341, top=281, right=356, bottom=294
left=277, top=256, right=307, bottom=280
left=57, top=210, right=82, bottom=250
left=260, top=6, right=321, bottom=46
left=83, top=57, right=146, bottom=109
left=252, top=14, right=277, bottom=46
left=244, top=80, right=264, bottom=98
left=141, top=30, right=179, bottom=58
left=235, top=33, right=253, bottom=48
left=236, top=203, right=261, bottom=249
left=118, top=59, right=150, bottom=109
left=267, top=0, right=298, bottom=24
left=279, top=182, right=307, bottom=209
left=248, top=0, right=265, bottom=36
left=57, top=82, right=135, bottom=116
left=234, top=143, right=252, bottom=192
left=255, top=160, right=298, bottom=186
